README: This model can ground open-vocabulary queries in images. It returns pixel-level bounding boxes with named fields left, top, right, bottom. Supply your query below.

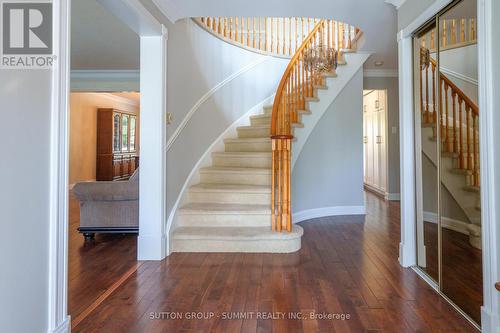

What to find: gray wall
left=292, top=69, right=364, bottom=212
left=0, top=70, right=52, bottom=332
left=164, top=19, right=287, bottom=216
left=363, top=76, right=401, bottom=195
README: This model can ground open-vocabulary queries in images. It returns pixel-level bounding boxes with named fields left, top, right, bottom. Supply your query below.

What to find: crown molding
left=384, top=0, right=408, bottom=9
left=363, top=69, right=399, bottom=77
left=70, top=70, right=139, bottom=92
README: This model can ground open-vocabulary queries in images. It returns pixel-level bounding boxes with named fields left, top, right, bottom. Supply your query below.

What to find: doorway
left=412, top=0, right=482, bottom=327
left=67, top=92, right=140, bottom=326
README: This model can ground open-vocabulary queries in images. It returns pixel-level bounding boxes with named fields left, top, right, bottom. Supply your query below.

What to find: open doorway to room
left=363, top=89, right=389, bottom=198
left=67, top=91, right=140, bottom=324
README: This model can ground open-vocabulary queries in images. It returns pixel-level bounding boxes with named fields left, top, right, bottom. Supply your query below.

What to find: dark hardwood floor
left=72, top=192, right=479, bottom=332
left=421, top=222, right=483, bottom=324
left=68, top=191, right=137, bottom=321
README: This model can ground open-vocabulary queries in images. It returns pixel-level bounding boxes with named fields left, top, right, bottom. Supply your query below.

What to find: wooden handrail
left=270, top=20, right=359, bottom=232
left=496, top=282, right=500, bottom=292
left=421, top=46, right=480, bottom=186
left=428, top=55, right=478, bottom=115
left=271, top=19, right=325, bottom=137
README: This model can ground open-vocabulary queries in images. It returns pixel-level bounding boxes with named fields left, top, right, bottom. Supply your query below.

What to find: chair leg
left=83, top=232, right=95, bottom=241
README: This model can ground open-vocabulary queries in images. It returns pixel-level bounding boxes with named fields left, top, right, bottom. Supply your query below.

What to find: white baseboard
left=47, top=316, right=70, bottom=333
left=386, top=193, right=401, bottom=201
left=481, top=306, right=500, bottom=333
left=423, top=211, right=469, bottom=235
left=293, top=206, right=366, bottom=223
left=138, top=234, right=167, bottom=260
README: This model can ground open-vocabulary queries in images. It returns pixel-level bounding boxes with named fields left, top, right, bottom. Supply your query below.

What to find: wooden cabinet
left=97, top=108, right=139, bottom=181
left=363, top=90, right=387, bottom=195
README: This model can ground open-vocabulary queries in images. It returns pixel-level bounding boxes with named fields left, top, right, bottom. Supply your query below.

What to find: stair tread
left=173, top=226, right=303, bottom=240
left=180, top=202, right=270, bottom=213
left=213, top=151, right=272, bottom=157
left=224, top=137, right=271, bottom=143
left=237, top=125, right=270, bottom=130
left=190, top=183, right=271, bottom=193
left=250, top=114, right=271, bottom=119
left=200, top=166, right=271, bottom=173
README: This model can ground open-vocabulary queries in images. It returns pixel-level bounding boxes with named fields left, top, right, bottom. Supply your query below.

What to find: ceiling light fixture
left=374, top=61, right=384, bottom=67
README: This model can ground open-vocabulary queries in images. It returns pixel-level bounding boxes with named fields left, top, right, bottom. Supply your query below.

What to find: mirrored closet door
left=413, top=0, right=482, bottom=327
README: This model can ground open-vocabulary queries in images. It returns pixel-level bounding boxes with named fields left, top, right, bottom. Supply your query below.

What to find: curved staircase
left=171, top=17, right=362, bottom=253
left=419, top=47, right=481, bottom=249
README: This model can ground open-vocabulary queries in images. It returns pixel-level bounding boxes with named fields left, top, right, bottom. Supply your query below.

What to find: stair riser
left=263, top=106, right=272, bottom=115
left=225, top=142, right=271, bottom=152
left=213, top=155, right=271, bottom=168
left=172, top=238, right=301, bottom=253
left=200, top=172, right=271, bottom=186
left=177, top=213, right=271, bottom=227
left=237, top=127, right=270, bottom=138
left=250, top=117, right=271, bottom=126
left=188, top=191, right=271, bottom=205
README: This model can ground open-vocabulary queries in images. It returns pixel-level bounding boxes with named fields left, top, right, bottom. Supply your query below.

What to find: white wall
left=292, top=69, right=365, bottom=215
left=363, top=75, right=400, bottom=196
left=0, top=70, right=52, bottom=332
left=165, top=19, right=288, bottom=216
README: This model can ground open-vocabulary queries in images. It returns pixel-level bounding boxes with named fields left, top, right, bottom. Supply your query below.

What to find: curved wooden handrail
left=496, top=282, right=500, bottom=292
left=270, top=19, right=325, bottom=138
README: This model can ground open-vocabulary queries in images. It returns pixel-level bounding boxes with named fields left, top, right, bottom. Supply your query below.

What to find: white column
left=397, top=32, right=417, bottom=268
left=138, top=27, right=168, bottom=260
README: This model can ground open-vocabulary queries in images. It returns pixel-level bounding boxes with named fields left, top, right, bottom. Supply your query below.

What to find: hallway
left=73, top=192, right=478, bottom=332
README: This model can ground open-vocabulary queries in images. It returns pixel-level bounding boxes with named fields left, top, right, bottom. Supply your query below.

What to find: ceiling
left=71, top=0, right=398, bottom=70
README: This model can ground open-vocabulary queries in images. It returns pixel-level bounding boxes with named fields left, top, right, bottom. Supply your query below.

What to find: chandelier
left=303, top=45, right=338, bottom=74
left=420, top=47, right=430, bottom=69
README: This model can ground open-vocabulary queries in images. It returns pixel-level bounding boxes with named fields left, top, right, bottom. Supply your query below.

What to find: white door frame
left=397, top=0, right=499, bottom=331
left=48, top=0, right=168, bottom=331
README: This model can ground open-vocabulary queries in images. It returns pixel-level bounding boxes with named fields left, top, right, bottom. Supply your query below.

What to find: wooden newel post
left=271, top=137, right=293, bottom=232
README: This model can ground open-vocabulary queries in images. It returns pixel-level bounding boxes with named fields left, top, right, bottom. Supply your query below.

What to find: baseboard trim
left=47, top=316, right=70, bottom=333
left=293, top=206, right=366, bottom=223
left=423, top=211, right=469, bottom=235
left=481, top=306, right=500, bottom=333
left=364, top=183, right=386, bottom=198
left=137, top=234, right=167, bottom=260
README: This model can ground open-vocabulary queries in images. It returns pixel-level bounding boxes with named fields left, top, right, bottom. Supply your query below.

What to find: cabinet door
left=377, top=108, right=387, bottom=191
left=129, top=116, right=137, bottom=152
left=121, top=114, right=129, bottom=152
left=113, top=113, right=121, bottom=152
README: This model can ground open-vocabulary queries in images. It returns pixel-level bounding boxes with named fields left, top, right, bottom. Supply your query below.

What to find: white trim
left=138, top=26, right=168, bottom=260
left=47, top=317, right=70, bottom=333
left=477, top=0, right=499, bottom=330
left=422, top=211, right=469, bottom=235
left=397, top=32, right=416, bottom=268
left=165, top=56, right=269, bottom=151
left=400, top=0, right=453, bottom=38
left=440, top=67, right=478, bottom=86
left=363, top=69, right=399, bottom=77
left=293, top=206, right=366, bottom=223
left=70, top=70, right=140, bottom=92
left=48, top=0, right=70, bottom=332
left=384, top=0, right=408, bottom=9
left=386, top=193, right=401, bottom=201
left=165, top=94, right=275, bottom=254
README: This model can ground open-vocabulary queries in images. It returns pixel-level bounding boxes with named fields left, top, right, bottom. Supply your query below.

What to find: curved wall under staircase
left=165, top=18, right=288, bottom=218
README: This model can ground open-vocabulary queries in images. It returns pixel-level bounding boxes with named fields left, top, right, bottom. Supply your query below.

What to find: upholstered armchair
left=73, top=168, right=139, bottom=240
